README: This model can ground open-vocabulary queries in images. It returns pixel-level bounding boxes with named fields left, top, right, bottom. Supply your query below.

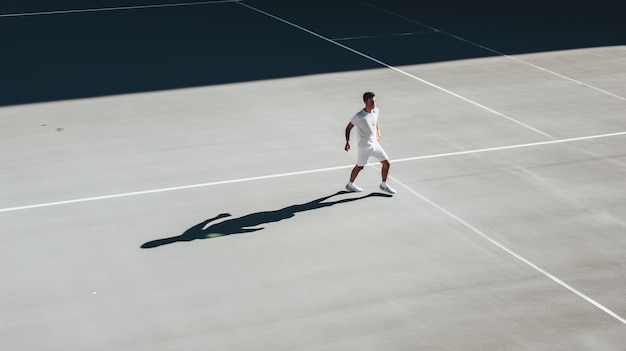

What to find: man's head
left=362, top=91, right=376, bottom=111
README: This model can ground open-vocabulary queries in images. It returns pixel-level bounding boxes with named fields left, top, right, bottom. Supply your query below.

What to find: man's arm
left=345, top=122, right=354, bottom=151
left=376, top=121, right=381, bottom=141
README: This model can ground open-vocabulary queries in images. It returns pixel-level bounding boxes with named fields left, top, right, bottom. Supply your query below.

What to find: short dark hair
left=363, top=91, right=375, bottom=102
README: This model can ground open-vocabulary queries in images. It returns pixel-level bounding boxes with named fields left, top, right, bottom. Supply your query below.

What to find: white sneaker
left=345, top=183, right=363, bottom=192
left=379, top=183, right=396, bottom=194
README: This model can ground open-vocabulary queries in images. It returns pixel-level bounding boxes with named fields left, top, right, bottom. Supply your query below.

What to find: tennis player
left=344, top=92, right=396, bottom=194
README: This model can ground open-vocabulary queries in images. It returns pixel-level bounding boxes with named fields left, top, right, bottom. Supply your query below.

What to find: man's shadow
left=141, top=191, right=391, bottom=248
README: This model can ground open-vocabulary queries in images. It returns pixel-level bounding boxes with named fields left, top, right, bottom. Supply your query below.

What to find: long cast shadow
left=141, top=191, right=391, bottom=248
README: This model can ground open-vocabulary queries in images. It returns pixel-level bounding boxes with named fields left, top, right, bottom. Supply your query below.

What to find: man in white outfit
left=344, top=92, right=396, bottom=194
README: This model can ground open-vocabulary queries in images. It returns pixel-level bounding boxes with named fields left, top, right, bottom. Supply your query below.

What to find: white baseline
left=0, top=0, right=240, bottom=18
left=1, top=131, right=624, bottom=214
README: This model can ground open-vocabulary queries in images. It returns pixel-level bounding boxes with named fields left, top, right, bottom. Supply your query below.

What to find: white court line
left=1, top=131, right=624, bottom=214
left=236, top=2, right=554, bottom=139
left=393, top=131, right=626, bottom=163
left=332, top=31, right=436, bottom=41
left=0, top=165, right=351, bottom=213
left=365, top=2, right=626, bottom=102
left=0, top=0, right=239, bottom=18
left=390, top=174, right=626, bottom=325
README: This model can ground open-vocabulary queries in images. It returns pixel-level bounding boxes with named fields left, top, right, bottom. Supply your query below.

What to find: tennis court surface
left=1, top=1, right=625, bottom=349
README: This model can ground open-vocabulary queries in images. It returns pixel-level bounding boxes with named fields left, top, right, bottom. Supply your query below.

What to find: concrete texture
left=1, top=1, right=625, bottom=350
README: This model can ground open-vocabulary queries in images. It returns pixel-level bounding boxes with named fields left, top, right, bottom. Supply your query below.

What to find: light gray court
left=1, top=1, right=625, bottom=350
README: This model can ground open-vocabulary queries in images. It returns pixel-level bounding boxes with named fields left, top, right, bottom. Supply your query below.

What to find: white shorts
left=356, top=144, right=389, bottom=166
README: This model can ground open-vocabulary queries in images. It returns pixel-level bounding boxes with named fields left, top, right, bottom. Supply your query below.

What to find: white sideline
left=390, top=174, right=626, bottom=325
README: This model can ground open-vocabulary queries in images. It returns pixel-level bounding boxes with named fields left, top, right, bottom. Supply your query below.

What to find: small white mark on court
left=332, top=31, right=437, bottom=41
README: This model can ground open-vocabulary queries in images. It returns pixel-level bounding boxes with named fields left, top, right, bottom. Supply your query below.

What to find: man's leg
left=380, top=160, right=390, bottom=182
left=346, top=165, right=364, bottom=192
left=379, top=160, right=396, bottom=194
left=350, top=165, right=363, bottom=182
left=346, top=148, right=369, bottom=192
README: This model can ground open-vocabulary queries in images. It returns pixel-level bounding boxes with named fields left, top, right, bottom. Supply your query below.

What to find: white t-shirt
left=350, top=107, right=379, bottom=148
